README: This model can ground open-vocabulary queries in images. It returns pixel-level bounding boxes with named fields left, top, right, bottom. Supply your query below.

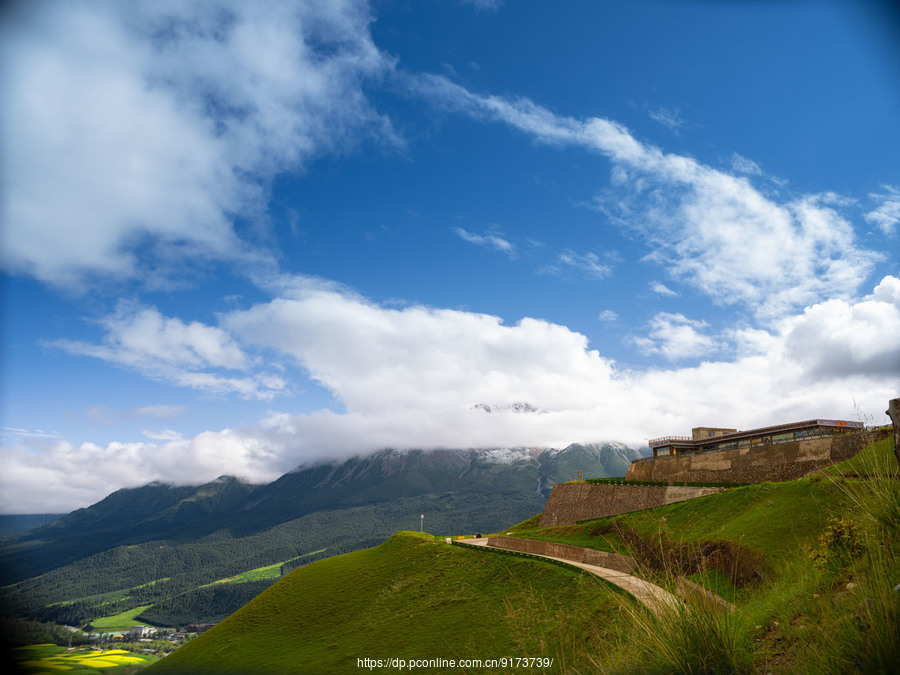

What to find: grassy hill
left=145, top=435, right=899, bottom=674
left=145, top=532, right=630, bottom=674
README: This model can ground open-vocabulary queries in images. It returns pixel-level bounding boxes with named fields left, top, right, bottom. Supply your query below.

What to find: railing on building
left=648, top=435, right=692, bottom=446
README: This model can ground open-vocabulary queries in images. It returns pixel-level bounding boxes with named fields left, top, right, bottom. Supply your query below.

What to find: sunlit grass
left=88, top=605, right=153, bottom=631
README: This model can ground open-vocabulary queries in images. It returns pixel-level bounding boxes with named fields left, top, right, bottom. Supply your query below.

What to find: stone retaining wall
left=538, top=483, right=723, bottom=528
left=486, top=536, right=636, bottom=573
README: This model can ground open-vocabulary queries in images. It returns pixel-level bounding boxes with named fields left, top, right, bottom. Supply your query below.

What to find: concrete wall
left=486, top=535, right=636, bottom=573
left=625, top=432, right=872, bottom=484
left=538, top=482, right=723, bottom=527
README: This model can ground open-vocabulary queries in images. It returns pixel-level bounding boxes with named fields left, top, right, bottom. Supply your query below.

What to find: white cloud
left=0, top=429, right=281, bottom=514
left=226, top=274, right=899, bottom=435
left=865, top=185, right=900, bottom=236
left=0, top=0, right=394, bottom=288
left=53, top=305, right=246, bottom=370
left=226, top=285, right=617, bottom=416
left=633, top=312, right=721, bottom=361
left=729, top=153, right=763, bottom=176
left=412, top=75, right=877, bottom=318
left=648, top=106, right=685, bottom=131
left=598, top=310, right=618, bottom=322
left=1, top=427, right=64, bottom=441
left=49, top=304, right=286, bottom=400
left=609, top=173, right=873, bottom=320
left=142, top=428, right=183, bottom=442
left=453, top=227, right=516, bottom=256
left=774, top=274, right=900, bottom=381
left=649, top=281, right=679, bottom=297
left=551, top=250, right=613, bottom=280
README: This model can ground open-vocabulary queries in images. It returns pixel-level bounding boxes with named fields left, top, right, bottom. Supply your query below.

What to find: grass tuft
left=607, top=576, right=753, bottom=674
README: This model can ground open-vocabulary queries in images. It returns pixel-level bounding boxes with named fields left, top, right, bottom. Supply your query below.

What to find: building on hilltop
left=647, top=419, right=863, bottom=459
left=626, top=418, right=871, bottom=484
left=539, top=417, right=881, bottom=528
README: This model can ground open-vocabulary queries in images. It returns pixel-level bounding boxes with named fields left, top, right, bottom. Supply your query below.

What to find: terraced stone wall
left=538, top=483, right=723, bottom=528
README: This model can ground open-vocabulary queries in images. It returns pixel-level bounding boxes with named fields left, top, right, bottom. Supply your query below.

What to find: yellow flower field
left=16, top=646, right=154, bottom=673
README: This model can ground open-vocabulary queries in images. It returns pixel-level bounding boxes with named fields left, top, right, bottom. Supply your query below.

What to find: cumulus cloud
left=0, top=0, right=394, bottom=288
left=775, top=275, right=900, bottom=381
left=226, top=284, right=617, bottom=415
left=5, top=275, right=898, bottom=511
left=49, top=304, right=286, bottom=399
left=411, top=75, right=877, bottom=318
left=633, top=312, right=722, bottom=361
left=223, top=273, right=900, bottom=433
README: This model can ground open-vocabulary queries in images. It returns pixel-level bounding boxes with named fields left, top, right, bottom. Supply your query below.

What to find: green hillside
left=146, top=435, right=899, bottom=674
left=146, top=532, right=629, bottom=674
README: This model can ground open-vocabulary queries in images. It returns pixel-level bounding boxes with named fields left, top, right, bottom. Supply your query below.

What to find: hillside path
left=455, top=537, right=677, bottom=614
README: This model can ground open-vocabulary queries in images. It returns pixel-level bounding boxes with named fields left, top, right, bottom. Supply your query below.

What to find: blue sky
left=1, top=0, right=899, bottom=513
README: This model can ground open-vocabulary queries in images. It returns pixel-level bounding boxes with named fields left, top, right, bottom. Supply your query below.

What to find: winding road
left=455, top=537, right=678, bottom=614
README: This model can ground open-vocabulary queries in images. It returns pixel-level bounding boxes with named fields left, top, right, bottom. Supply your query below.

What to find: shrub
left=609, top=524, right=766, bottom=588
left=802, top=516, right=864, bottom=573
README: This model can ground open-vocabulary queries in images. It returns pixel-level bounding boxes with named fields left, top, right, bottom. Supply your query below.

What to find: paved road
left=455, top=537, right=677, bottom=614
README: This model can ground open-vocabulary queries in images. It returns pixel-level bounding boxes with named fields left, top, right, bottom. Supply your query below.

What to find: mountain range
left=0, top=442, right=642, bottom=628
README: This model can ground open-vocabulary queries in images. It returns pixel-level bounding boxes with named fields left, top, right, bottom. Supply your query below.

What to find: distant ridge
left=0, top=514, right=65, bottom=537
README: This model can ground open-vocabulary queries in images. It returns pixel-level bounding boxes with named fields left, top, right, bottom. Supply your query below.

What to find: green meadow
left=88, top=606, right=154, bottom=633
left=201, top=550, right=327, bottom=587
